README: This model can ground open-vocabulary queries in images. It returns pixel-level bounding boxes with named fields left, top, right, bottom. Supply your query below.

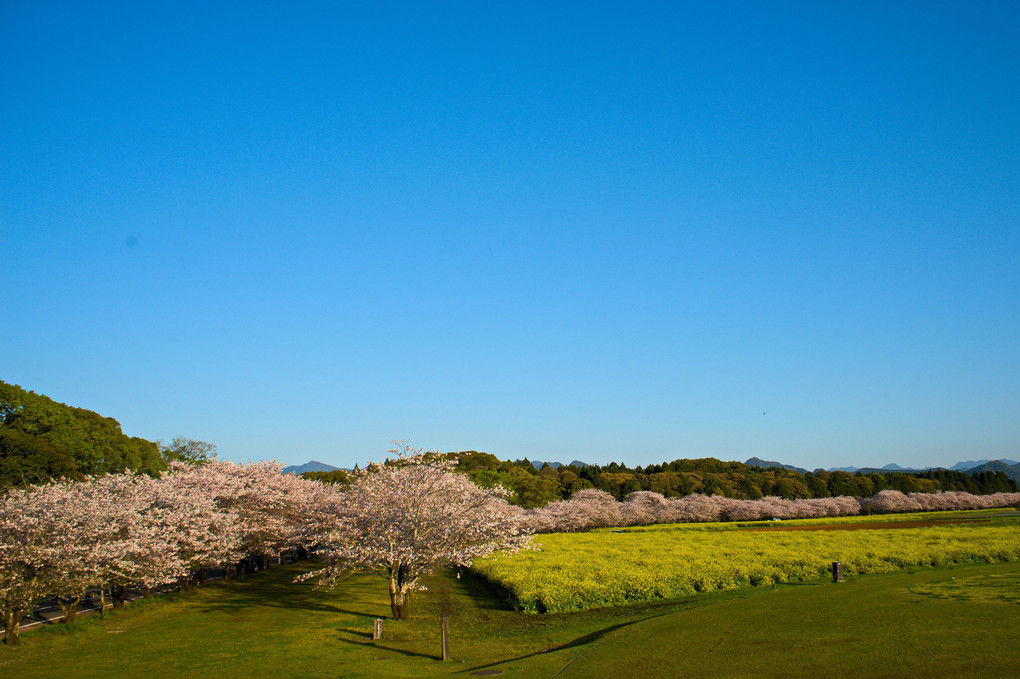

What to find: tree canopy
left=451, top=451, right=1017, bottom=507
left=0, top=380, right=164, bottom=489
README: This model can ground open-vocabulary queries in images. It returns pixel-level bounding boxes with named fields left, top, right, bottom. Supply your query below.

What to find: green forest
left=0, top=380, right=164, bottom=489
left=302, top=451, right=1017, bottom=508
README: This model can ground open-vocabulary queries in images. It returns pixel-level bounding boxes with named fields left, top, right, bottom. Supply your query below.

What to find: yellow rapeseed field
left=474, top=519, right=1020, bottom=612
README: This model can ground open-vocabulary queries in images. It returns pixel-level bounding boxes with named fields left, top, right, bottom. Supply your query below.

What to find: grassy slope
left=557, top=564, right=1020, bottom=679
left=1, top=560, right=1018, bottom=678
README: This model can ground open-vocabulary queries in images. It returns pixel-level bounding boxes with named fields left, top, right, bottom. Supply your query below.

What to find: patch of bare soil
left=743, top=518, right=992, bottom=532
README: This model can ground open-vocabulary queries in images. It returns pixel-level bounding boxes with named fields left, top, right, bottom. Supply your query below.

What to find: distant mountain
left=966, top=460, right=1020, bottom=483
left=846, top=460, right=1020, bottom=476
left=852, top=465, right=931, bottom=475
left=951, top=459, right=993, bottom=471
left=745, top=457, right=808, bottom=474
left=529, top=460, right=591, bottom=470
left=282, top=460, right=339, bottom=475
left=531, top=460, right=560, bottom=470
left=951, top=459, right=1019, bottom=471
left=827, top=466, right=860, bottom=473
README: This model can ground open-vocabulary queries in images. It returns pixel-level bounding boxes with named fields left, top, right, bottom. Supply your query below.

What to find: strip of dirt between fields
left=741, top=518, right=994, bottom=532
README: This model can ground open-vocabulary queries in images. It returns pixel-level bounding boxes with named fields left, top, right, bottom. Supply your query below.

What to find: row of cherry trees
left=0, top=460, right=330, bottom=645
left=1, top=448, right=534, bottom=643
left=526, top=488, right=1020, bottom=532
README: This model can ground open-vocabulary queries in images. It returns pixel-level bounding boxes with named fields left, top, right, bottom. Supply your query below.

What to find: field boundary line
left=548, top=628, right=627, bottom=679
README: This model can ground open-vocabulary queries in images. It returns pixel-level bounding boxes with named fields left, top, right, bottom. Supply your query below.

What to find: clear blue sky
left=3, top=1, right=1018, bottom=471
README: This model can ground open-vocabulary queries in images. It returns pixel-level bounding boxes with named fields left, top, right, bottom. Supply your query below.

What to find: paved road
left=1, top=568, right=228, bottom=640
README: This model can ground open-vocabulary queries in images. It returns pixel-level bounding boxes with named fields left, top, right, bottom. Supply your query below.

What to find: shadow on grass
left=458, top=614, right=666, bottom=675
left=454, top=586, right=781, bottom=676
left=448, top=570, right=514, bottom=612
left=332, top=633, right=441, bottom=661
left=193, top=562, right=390, bottom=619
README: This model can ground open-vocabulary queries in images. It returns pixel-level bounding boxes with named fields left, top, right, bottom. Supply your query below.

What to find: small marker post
left=832, top=561, right=844, bottom=583
left=441, top=613, right=450, bottom=661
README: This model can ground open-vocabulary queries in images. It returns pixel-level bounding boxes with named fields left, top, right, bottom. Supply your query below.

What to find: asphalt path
left=1, top=568, right=228, bottom=640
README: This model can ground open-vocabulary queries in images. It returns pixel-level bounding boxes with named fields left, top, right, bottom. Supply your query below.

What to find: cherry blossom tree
left=302, top=444, right=532, bottom=620
left=156, top=461, right=245, bottom=583
left=1, top=483, right=67, bottom=644
left=209, top=461, right=325, bottom=573
left=78, top=473, right=190, bottom=608
left=35, top=479, right=105, bottom=623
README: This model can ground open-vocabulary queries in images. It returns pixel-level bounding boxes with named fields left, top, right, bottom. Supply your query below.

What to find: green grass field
left=2, top=559, right=1018, bottom=677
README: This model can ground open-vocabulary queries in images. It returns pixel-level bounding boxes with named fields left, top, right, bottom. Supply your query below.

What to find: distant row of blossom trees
left=526, top=488, right=1020, bottom=533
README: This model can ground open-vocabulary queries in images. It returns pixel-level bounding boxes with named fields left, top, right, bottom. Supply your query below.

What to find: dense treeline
left=300, top=469, right=352, bottom=485
left=0, top=381, right=164, bottom=489
left=449, top=452, right=1018, bottom=508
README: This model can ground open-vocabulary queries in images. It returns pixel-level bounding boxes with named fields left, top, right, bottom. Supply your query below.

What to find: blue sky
left=2, top=1, right=1018, bottom=470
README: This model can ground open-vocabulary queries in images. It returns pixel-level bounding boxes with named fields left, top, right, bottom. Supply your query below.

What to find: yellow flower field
left=474, top=518, right=1020, bottom=612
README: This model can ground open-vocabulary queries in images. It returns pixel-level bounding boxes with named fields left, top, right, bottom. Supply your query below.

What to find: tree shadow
left=191, top=563, right=394, bottom=618
left=332, top=632, right=441, bottom=661
left=447, top=570, right=513, bottom=612
left=458, top=612, right=674, bottom=675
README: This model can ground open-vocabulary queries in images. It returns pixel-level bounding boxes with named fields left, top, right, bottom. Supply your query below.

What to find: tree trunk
left=99, top=586, right=106, bottom=619
left=388, top=565, right=412, bottom=620
left=57, top=595, right=79, bottom=623
left=196, top=567, right=207, bottom=586
left=389, top=587, right=410, bottom=620
left=111, top=584, right=127, bottom=609
left=2, top=607, right=23, bottom=646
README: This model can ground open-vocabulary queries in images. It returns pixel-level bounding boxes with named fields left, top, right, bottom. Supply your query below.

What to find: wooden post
left=372, top=618, right=384, bottom=640
left=441, top=613, right=450, bottom=661
left=832, top=561, right=844, bottom=583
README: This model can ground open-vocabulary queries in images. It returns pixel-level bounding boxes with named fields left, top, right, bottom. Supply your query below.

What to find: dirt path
left=742, top=518, right=993, bottom=532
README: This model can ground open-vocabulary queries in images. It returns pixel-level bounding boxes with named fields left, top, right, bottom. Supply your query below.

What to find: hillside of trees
left=0, top=381, right=164, bottom=489
left=444, top=452, right=1018, bottom=508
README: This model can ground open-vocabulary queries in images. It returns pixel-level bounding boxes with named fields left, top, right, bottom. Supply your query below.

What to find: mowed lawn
left=554, top=563, right=1020, bottom=679
left=1, top=558, right=1018, bottom=678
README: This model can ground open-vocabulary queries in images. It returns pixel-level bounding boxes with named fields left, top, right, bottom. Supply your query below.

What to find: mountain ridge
left=282, top=460, right=339, bottom=475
